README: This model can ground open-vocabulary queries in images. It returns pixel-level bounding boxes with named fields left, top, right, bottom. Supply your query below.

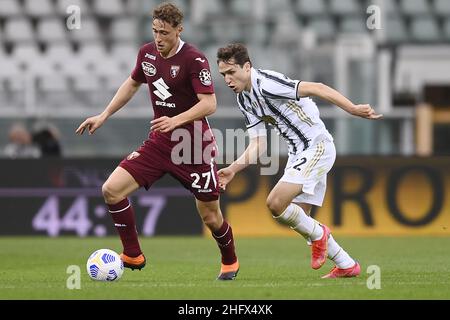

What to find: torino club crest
left=170, top=65, right=180, bottom=78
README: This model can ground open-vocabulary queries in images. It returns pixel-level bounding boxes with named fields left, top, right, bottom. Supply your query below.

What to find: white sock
left=327, top=234, right=355, bottom=269
left=273, top=204, right=323, bottom=241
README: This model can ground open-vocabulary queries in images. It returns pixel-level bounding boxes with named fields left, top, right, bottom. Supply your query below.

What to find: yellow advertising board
left=221, top=157, right=450, bottom=236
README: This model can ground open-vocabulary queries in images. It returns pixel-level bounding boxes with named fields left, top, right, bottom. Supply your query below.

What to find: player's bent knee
left=102, top=182, right=123, bottom=205
left=201, top=212, right=222, bottom=231
left=266, top=196, right=287, bottom=216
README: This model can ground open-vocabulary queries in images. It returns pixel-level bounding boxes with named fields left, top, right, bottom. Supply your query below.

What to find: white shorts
left=279, top=138, right=336, bottom=206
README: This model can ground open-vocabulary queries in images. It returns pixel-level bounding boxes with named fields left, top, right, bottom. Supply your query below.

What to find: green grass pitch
left=0, top=236, right=449, bottom=299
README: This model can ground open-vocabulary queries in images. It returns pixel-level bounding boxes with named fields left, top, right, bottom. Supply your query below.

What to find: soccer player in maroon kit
left=76, top=3, right=239, bottom=280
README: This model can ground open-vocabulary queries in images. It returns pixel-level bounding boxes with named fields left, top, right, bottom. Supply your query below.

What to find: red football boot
left=310, top=225, right=331, bottom=270
left=321, top=262, right=361, bottom=279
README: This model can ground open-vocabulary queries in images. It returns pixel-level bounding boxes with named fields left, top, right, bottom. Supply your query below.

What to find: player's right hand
left=218, top=167, right=235, bottom=191
left=75, top=114, right=106, bottom=135
left=352, top=104, right=383, bottom=120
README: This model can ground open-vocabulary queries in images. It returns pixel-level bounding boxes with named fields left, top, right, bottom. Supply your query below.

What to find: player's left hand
left=217, top=167, right=235, bottom=191
left=352, top=104, right=383, bottom=120
left=150, top=116, right=180, bottom=133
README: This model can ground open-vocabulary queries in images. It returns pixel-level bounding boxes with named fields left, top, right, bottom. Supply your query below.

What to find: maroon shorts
left=119, top=139, right=219, bottom=202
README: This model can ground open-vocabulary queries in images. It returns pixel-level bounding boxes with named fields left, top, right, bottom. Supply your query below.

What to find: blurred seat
left=270, top=12, right=302, bottom=45
left=12, top=43, right=43, bottom=65
left=266, top=0, right=293, bottom=17
left=45, top=42, right=75, bottom=65
left=0, top=0, right=23, bottom=17
left=330, top=0, right=360, bottom=16
left=376, top=0, right=399, bottom=16
left=36, top=17, right=67, bottom=43
left=384, top=16, right=409, bottom=43
left=111, top=42, right=138, bottom=60
left=23, top=0, right=55, bottom=17
left=0, top=41, right=5, bottom=58
left=295, top=0, right=327, bottom=17
left=78, top=43, right=107, bottom=65
left=244, top=21, right=268, bottom=45
left=111, top=42, right=138, bottom=71
left=340, top=17, right=368, bottom=34
left=179, top=19, right=209, bottom=45
left=138, top=0, right=188, bottom=17
left=11, top=43, right=46, bottom=93
left=69, top=18, right=102, bottom=43
left=110, top=17, right=138, bottom=43
left=92, top=0, right=124, bottom=17
left=410, top=16, right=441, bottom=42
left=191, top=0, right=224, bottom=23
left=394, top=46, right=450, bottom=94
left=56, top=0, right=90, bottom=16
left=209, top=18, right=244, bottom=44
left=75, top=43, right=109, bottom=94
left=0, top=56, right=24, bottom=91
left=400, top=0, right=430, bottom=15
left=4, top=18, right=35, bottom=43
left=28, top=56, right=70, bottom=93
left=253, top=47, right=293, bottom=77
left=230, top=0, right=254, bottom=17
left=203, top=45, right=220, bottom=69
left=433, top=0, right=450, bottom=16
left=171, top=0, right=190, bottom=17
left=306, top=17, right=335, bottom=40
left=444, top=18, right=450, bottom=41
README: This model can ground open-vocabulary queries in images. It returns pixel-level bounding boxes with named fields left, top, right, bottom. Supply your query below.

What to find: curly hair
left=152, top=2, right=184, bottom=27
left=217, top=43, right=252, bottom=67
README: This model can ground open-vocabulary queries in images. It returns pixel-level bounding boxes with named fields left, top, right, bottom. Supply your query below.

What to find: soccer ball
left=86, top=249, right=124, bottom=281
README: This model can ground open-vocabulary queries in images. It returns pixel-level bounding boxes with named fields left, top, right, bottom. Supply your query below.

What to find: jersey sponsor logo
left=170, top=65, right=180, bottom=78
left=145, top=53, right=156, bottom=60
left=195, top=57, right=205, bottom=63
left=152, top=77, right=173, bottom=101
left=155, top=100, right=176, bottom=108
left=199, top=69, right=212, bottom=86
left=127, top=151, right=141, bottom=160
left=142, top=61, right=156, bottom=76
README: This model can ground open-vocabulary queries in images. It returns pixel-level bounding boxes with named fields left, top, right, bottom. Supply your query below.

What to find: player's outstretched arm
left=218, top=136, right=266, bottom=190
left=298, top=81, right=383, bottom=120
left=76, top=76, right=141, bottom=135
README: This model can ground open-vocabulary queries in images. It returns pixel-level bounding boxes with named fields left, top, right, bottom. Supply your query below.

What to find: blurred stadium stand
left=1, top=0, right=450, bottom=157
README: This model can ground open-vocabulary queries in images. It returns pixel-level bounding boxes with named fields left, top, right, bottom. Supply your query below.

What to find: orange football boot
left=120, top=253, right=146, bottom=271
left=217, top=260, right=239, bottom=280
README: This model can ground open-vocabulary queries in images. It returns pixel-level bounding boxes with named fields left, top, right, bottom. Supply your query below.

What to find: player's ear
left=177, top=25, right=183, bottom=35
left=243, top=61, right=251, bottom=72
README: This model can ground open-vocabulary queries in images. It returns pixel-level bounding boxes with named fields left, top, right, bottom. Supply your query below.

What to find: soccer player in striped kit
left=216, top=43, right=382, bottom=278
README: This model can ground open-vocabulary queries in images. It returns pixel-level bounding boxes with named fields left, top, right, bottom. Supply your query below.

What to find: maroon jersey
left=131, top=41, right=216, bottom=160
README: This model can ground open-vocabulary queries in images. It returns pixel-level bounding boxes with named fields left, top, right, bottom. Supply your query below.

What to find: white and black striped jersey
left=237, top=67, right=333, bottom=154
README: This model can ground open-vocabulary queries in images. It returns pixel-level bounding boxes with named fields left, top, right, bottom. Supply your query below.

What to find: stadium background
left=0, top=0, right=450, bottom=302
left=1, top=0, right=450, bottom=300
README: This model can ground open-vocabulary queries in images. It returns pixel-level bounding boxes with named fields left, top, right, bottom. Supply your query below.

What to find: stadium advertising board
left=1, top=158, right=449, bottom=236
left=0, top=159, right=202, bottom=236
left=223, top=157, right=450, bottom=236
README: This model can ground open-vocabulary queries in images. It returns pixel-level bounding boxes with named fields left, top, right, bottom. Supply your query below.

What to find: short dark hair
left=152, top=2, right=183, bottom=27
left=217, top=43, right=252, bottom=67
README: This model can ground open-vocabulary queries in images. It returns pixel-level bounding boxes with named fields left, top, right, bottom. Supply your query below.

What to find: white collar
left=176, top=39, right=185, bottom=54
